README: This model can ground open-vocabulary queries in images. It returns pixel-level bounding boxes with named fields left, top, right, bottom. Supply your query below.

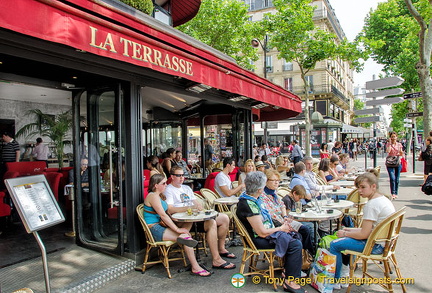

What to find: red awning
left=0, top=0, right=302, bottom=120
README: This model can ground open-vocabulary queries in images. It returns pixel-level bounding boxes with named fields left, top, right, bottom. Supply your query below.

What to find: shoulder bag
left=386, top=143, right=401, bottom=168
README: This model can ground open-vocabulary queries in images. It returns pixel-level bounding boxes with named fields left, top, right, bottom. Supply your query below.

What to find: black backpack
left=421, top=175, right=432, bottom=195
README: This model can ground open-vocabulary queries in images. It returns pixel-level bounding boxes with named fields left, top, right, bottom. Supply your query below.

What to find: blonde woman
left=238, top=159, right=256, bottom=191
left=275, top=155, right=292, bottom=174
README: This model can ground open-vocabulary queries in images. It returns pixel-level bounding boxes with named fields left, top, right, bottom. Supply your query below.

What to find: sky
left=329, top=0, right=386, bottom=87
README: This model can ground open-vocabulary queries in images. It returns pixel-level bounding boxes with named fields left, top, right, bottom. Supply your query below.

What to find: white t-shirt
left=214, top=172, right=232, bottom=197
left=164, top=184, right=196, bottom=207
left=363, top=195, right=395, bottom=228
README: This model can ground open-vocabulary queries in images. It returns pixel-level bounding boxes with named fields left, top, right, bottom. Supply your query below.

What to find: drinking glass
left=295, top=201, right=302, bottom=214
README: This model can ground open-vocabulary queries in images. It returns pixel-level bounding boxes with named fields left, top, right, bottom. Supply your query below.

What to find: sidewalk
left=2, top=154, right=430, bottom=292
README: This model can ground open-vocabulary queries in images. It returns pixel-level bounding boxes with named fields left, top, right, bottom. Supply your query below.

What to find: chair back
left=316, top=174, right=328, bottom=185
left=200, top=188, right=220, bottom=207
left=203, top=172, right=219, bottom=192
left=231, top=181, right=239, bottom=189
left=136, top=204, right=157, bottom=245
left=312, top=162, right=319, bottom=174
left=362, top=207, right=406, bottom=257
left=277, top=187, right=291, bottom=199
left=231, top=205, right=259, bottom=251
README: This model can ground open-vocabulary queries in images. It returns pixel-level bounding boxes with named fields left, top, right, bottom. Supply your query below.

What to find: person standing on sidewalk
left=385, top=132, right=404, bottom=199
left=290, top=140, right=303, bottom=164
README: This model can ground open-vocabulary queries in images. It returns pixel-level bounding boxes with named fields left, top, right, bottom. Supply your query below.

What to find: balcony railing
left=291, top=85, right=349, bottom=104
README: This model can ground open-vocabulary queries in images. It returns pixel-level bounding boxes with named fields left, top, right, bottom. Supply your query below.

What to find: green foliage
left=120, top=0, right=153, bottom=15
left=16, top=109, right=73, bottom=167
left=177, top=0, right=260, bottom=69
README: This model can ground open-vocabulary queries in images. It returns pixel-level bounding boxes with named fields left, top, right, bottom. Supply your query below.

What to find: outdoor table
left=172, top=210, right=218, bottom=264
left=325, top=187, right=353, bottom=200
left=329, top=180, right=356, bottom=187
left=317, top=199, right=354, bottom=210
left=289, top=209, right=343, bottom=247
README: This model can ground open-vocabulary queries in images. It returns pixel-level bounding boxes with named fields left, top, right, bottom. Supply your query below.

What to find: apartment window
left=305, top=75, right=314, bottom=92
left=283, top=60, right=293, bottom=71
left=284, top=78, right=293, bottom=91
left=265, top=55, right=273, bottom=73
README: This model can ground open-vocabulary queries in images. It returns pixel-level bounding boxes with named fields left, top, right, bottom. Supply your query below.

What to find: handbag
left=401, top=157, right=408, bottom=172
left=309, top=248, right=336, bottom=293
left=302, top=249, right=313, bottom=271
left=385, top=156, right=400, bottom=168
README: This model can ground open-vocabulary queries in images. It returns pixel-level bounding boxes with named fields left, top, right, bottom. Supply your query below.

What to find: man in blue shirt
left=289, top=162, right=312, bottom=201
left=290, top=140, right=303, bottom=164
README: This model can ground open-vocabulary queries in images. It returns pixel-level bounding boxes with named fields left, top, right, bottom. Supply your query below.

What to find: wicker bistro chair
left=231, top=205, right=284, bottom=291
left=344, top=189, right=368, bottom=227
left=344, top=207, right=407, bottom=293
left=276, top=186, right=291, bottom=200
left=136, top=204, right=187, bottom=278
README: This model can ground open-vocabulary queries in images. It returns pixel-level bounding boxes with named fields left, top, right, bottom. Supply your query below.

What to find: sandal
left=283, top=283, right=306, bottom=293
left=219, top=252, right=237, bottom=259
left=177, top=236, right=198, bottom=248
left=212, top=262, right=236, bottom=269
left=190, top=269, right=211, bottom=277
left=391, top=194, right=398, bottom=200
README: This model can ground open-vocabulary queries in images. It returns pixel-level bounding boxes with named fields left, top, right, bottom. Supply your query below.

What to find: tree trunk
left=417, top=62, right=432, bottom=135
left=301, top=73, right=311, bottom=157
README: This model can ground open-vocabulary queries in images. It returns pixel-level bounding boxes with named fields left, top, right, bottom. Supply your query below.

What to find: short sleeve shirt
left=1, top=139, right=20, bottom=162
left=363, top=196, right=395, bottom=228
left=214, top=172, right=232, bottom=197
left=236, top=197, right=274, bottom=239
left=259, top=193, right=284, bottom=224
left=164, top=184, right=196, bottom=207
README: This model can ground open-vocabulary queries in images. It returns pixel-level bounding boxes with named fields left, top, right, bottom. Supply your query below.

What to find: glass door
left=74, top=84, right=125, bottom=252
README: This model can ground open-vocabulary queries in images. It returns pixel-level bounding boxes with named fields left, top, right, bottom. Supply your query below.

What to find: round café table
left=289, top=209, right=343, bottom=247
left=172, top=210, right=218, bottom=264
left=213, top=197, right=242, bottom=246
left=213, top=197, right=239, bottom=205
left=329, top=180, right=356, bottom=187
left=317, top=199, right=354, bottom=210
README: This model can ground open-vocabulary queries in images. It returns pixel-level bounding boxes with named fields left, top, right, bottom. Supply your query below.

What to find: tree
left=120, top=0, right=153, bottom=14
left=263, top=0, right=366, bottom=156
left=16, top=109, right=72, bottom=167
left=360, top=0, right=432, bottom=134
left=177, top=0, right=260, bottom=69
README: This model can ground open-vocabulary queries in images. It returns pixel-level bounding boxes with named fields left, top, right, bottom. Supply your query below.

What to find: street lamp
left=251, top=35, right=269, bottom=79
left=251, top=35, right=269, bottom=145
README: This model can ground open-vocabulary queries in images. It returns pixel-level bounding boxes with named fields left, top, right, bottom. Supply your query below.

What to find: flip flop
left=212, top=262, right=236, bottom=270
left=219, top=252, right=237, bottom=259
left=190, top=269, right=211, bottom=277
left=177, top=236, right=198, bottom=248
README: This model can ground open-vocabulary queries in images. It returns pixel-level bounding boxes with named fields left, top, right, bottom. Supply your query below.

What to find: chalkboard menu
left=5, top=175, right=65, bottom=233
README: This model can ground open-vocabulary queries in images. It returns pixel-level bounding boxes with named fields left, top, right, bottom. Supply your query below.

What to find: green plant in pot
left=16, top=109, right=73, bottom=168
left=120, top=0, right=154, bottom=14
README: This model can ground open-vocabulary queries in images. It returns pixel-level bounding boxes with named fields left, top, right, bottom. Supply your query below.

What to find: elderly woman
left=329, top=173, right=395, bottom=289
left=236, top=171, right=306, bottom=293
left=144, top=174, right=210, bottom=277
left=261, top=170, right=314, bottom=255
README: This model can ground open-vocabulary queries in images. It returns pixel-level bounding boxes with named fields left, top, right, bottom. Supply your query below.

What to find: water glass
left=295, top=201, right=302, bottom=214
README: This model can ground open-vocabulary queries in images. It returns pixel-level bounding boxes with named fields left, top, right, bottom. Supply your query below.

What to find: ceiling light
left=252, top=103, right=269, bottom=109
left=229, top=96, right=249, bottom=102
left=186, top=83, right=212, bottom=93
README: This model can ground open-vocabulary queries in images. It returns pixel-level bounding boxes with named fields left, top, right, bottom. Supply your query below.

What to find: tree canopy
left=177, top=0, right=260, bottom=70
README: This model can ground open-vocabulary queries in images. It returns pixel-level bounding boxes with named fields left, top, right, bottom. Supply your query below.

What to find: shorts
left=149, top=223, right=166, bottom=241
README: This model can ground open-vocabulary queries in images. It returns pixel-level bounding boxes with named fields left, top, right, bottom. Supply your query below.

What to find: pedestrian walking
left=385, top=132, right=404, bottom=199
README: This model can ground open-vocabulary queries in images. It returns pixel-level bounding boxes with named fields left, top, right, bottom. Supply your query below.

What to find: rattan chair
left=277, top=186, right=291, bottom=198
left=136, top=204, right=187, bottom=278
left=231, top=205, right=284, bottom=291
left=345, top=207, right=407, bottom=293
left=12, top=289, right=34, bottom=293
left=345, top=188, right=368, bottom=227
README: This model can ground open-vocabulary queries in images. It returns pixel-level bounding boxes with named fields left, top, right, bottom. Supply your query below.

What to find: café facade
left=0, top=0, right=301, bottom=260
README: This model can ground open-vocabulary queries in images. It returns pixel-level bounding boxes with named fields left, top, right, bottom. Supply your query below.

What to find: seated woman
left=144, top=174, right=211, bottom=277
left=146, top=155, right=164, bottom=178
left=318, top=158, right=339, bottom=183
left=236, top=171, right=306, bottom=293
left=275, top=156, right=292, bottom=174
left=329, top=155, right=343, bottom=181
left=162, top=148, right=176, bottom=178
left=238, top=159, right=256, bottom=191
left=261, top=170, right=314, bottom=255
left=329, top=173, right=395, bottom=289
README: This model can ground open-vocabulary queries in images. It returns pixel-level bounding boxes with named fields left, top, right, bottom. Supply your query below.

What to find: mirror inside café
left=76, top=86, right=125, bottom=250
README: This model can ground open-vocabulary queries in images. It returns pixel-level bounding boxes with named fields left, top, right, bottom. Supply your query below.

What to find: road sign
left=354, top=116, right=382, bottom=123
left=403, top=92, right=422, bottom=99
left=354, top=108, right=382, bottom=116
left=404, top=123, right=413, bottom=128
left=406, top=112, right=423, bottom=118
left=366, top=88, right=405, bottom=99
left=366, top=76, right=404, bottom=90
left=365, top=96, right=404, bottom=106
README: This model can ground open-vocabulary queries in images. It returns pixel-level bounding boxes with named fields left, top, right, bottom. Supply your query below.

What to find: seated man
left=68, top=158, right=89, bottom=187
left=255, top=160, right=266, bottom=173
left=303, top=156, right=340, bottom=197
left=289, top=162, right=312, bottom=201
left=165, top=166, right=236, bottom=269
left=214, top=157, right=245, bottom=197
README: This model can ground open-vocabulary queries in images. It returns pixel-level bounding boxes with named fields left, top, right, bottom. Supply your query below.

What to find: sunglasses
left=267, top=179, right=279, bottom=182
left=172, top=174, right=185, bottom=177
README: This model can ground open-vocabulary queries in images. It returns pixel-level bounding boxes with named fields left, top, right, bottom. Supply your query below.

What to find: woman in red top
left=319, top=143, right=330, bottom=159
left=385, top=132, right=404, bottom=199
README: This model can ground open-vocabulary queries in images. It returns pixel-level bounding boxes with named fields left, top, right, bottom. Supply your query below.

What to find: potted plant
left=16, top=109, right=73, bottom=168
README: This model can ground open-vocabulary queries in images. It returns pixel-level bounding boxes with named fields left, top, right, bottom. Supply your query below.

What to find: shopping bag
left=401, top=157, right=408, bottom=173
left=309, top=248, right=336, bottom=293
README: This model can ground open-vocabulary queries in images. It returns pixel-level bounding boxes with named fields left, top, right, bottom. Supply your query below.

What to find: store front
left=0, top=0, right=301, bottom=260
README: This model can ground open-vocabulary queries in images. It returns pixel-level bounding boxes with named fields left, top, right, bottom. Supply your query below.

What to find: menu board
left=5, top=175, right=65, bottom=233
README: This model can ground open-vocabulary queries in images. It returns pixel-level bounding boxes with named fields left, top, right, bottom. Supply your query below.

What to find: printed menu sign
left=5, top=175, right=65, bottom=233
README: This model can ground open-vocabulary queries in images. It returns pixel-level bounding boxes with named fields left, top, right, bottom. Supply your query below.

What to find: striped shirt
left=1, top=139, right=20, bottom=162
